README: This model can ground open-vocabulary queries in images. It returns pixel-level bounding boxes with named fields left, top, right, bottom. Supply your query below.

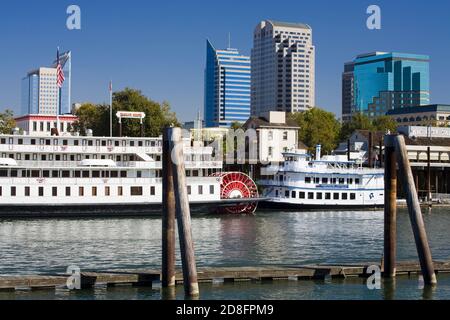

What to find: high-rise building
left=21, top=51, right=72, bottom=116
left=251, top=20, right=315, bottom=117
left=348, top=52, right=430, bottom=119
left=341, top=61, right=355, bottom=122
left=204, top=40, right=251, bottom=128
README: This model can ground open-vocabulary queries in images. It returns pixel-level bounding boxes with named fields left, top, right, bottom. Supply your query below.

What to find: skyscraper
left=341, top=61, right=354, bottom=122
left=21, top=51, right=72, bottom=116
left=251, top=20, right=315, bottom=117
left=204, top=40, right=251, bottom=128
left=348, top=52, right=430, bottom=119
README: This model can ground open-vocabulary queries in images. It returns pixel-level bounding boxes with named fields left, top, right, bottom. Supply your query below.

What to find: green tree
left=73, top=88, right=180, bottom=137
left=230, top=121, right=243, bottom=130
left=340, top=113, right=374, bottom=140
left=0, top=109, right=16, bottom=134
left=372, top=115, right=398, bottom=133
left=289, top=108, right=341, bottom=154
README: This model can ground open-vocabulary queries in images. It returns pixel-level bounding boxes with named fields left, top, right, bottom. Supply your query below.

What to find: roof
left=387, top=105, right=450, bottom=115
left=403, top=136, right=450, bottom=147
left=243, top=116, right=300, bottom=129
left=267, top=20, right=311, bottom=30
left=352, top=130, right=386, bottom=142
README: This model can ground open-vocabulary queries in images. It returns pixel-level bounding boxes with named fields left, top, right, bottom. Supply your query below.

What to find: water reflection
left=0, top=208, right=449, bottom=276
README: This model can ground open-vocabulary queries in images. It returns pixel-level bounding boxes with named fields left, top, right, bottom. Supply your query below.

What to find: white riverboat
left=0, top=133, right=259, bottom=217
left=260, top=145, right=385, bottom=209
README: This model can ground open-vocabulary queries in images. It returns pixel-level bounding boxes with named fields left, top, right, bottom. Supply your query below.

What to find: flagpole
left=56, top=47, right=61, bottom=136
left=110, top=81, right=113, bottom=137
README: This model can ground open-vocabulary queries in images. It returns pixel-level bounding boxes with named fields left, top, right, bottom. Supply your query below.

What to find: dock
left=1, top=261, right=450, bottom=291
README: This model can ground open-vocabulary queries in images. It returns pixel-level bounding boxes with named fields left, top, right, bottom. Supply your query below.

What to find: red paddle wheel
left=211, top=172, right=259, bottom=214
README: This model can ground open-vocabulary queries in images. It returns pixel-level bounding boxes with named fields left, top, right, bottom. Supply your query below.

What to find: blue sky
left=1, top=0, right=449, bottom=122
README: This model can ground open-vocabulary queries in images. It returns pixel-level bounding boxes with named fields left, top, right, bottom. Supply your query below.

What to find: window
left=342, top=193, right=348, bottom=200
left=316, top=193, right=323, bottom=200
left=305, top=177, right=311, bottom=184
left=66, top=187, right=71, bottom=197
left=291, top=191, right=296, bottom=198
left=52, top=187, right=58, bottom=197
left=79, top=187, right=84, bottom=197
left=0, top=186, right=2, bottom=196
left=314, top=178, right=320, bottom=184
left=198, top=186, right=203, bottom=195
left=350, top=193, right=356, bottom=200
left=325, top=193, right=331, bottom=200
left=285, top=190, right=290, bottom=198
left=130, top=187, right=143, bottom=196
left=209, top=185, right=215, bottom=195
left=137, top=171, right=142, bottom=178
left=334, top=193, right=340, bottom=200
left=121, top=171, right=127, bottom=178
left=25, top=187, right=30, bottom=197
left=299, top=192, right=305, bottom=199
left=347, top=179, right=353, bottom=185
left=339, top=178, right=345, bottom=185
left=283, top=131, right=288, bottom=140
left=39, top=187, right=44, bottom=197
left=322, top=178, right=328, bottom=184
left=82, top=171, right=89, bottom=178
left=268, top=147, right=273, bottom=157
left=11, top=187, right=17, bottom=197
left=187, top=186, right=191, bottom=195
left=118, top=186, right=123, bottom=196
left=308, top=192, right=314, bottom=200
left=150, top=186, right=156, bottom=196
left=92, top=187, right=98, bottom=196
left=355, top=178, right=361, bottom=185
left=105, top=187, right=110, bottom=196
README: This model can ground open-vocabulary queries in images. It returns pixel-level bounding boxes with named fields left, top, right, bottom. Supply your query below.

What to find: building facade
left=204, top=40, right=251, bottom=128
left=243, top=111, right=300, bottom=164
left=21, top=51, right=72, bottom=117
left=251, top=20, right=315, bottom=117
left=348, top=52, right=430, bottom=119
left=387, top=104, right=450, bottom=127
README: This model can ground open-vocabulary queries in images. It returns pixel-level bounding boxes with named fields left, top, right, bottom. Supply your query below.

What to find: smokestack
left=316, top=145, right=322, bottom=161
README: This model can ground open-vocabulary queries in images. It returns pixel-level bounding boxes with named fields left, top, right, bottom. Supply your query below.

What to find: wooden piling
left=393, top=135, right=437, bottom=285
left=368, top=132, right=374, bottom=168
left=162, top=128, right=176, bottom=288
left=170, top=127, right=200, bottom=297
left=427, top=147, right=432, bottom=203
left=384, top=135, right=397, bottom=278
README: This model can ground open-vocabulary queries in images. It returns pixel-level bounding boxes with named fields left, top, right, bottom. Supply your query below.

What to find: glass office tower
left=204, top=40, right=251, bottom=128
left=352, top=52, right=430, bottom=119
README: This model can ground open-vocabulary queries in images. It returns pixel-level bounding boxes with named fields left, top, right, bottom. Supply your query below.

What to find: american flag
left=56, top=49, right=65, bottom=88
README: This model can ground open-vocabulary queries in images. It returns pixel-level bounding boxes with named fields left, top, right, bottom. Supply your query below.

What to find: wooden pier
left=1, top=261, right=450, bottom=291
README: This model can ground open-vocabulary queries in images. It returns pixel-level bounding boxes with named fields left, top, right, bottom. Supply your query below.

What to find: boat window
left=74, top=171, right=81, bottom=178
left=299, top=192, right=305, bottom=199
left=331, top=178, right=337, bottom=184
left=66, top=187, right=71, bottom=197
left=187, top=186, right=192, bottom=195
left=347, top=178, right=353, bottom=185
left=105, top=187, right=110, bottom=196
left=138, top=141, right=143, bottom=147
left=102, top=140, right=107, bottom=147
left=339, top=178, right=345, bottom=185
left=52, top=171, right=59, bottom=178
left=350, top=193, right=356, bottom=200
left=46, top=140, right=51, bottom=146
left=198, top=186, right=203, bottom=195
left=308, top=192, right=314, bottom=200
left=25, top=187, right=30, bottom=197
left=130, top=141, right=135, bottom=147
left=118, top=187, right=123, bottom=196
left=314, top=178, right=320, bottom=184
left=316, top=193, right=323, bottom=200
left=325, top=193, right=331, bottom=200
left=43, top=171, right=50, bottom=178
left=11, top=170, right=18, bottom=177
left=0, top=170, right=7, bottom=177
left=79, top=187, right=84, bottom=196
left=52, top=187, right=58, bottom=197
left=82, top=171, right=89, bottom=178
left=151, top=186, right=156, bottom=196
left=355, top=178, right=361, bottom=185
left=333, top=193, right=340, bottom=200
left=322, top=178, right=328, bottom=184
left=285, top=190, right=290, bottom=198
left=31, top=170, right=40, bottom=178
left=39, top=187, right=44, bottom=197
left=115, top=141, right=120, bottom=147
left=130, top=187, right=143, bottom=196
left=291, top=191, right=296, bottom=198
left=209, top=185, right=214, bottom=195
left=342, top=193, right=348, bottom=200
left=88, top=140, right=93, bottom=146
left=305, top=177, right=311, bottom=184
left=92, top=187, right=98, bottom=196
left=31, top=139, right=36, bottom=145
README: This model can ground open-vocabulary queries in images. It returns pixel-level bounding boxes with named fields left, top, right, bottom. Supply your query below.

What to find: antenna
left=228, top=32, right=231, bottom=49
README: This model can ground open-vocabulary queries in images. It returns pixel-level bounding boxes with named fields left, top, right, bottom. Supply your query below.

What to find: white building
left=14, top=114, right=78, bottom=136
left=244, top=111, right=302, bottom=163
left=251, top=20, right=315, bottom=117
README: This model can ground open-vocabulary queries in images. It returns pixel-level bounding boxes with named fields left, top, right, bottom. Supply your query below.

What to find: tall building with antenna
left=204, top=39, right=251, bottom=128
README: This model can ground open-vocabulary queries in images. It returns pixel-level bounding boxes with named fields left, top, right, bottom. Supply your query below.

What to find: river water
left=0, top=207, right=449, bottom=300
